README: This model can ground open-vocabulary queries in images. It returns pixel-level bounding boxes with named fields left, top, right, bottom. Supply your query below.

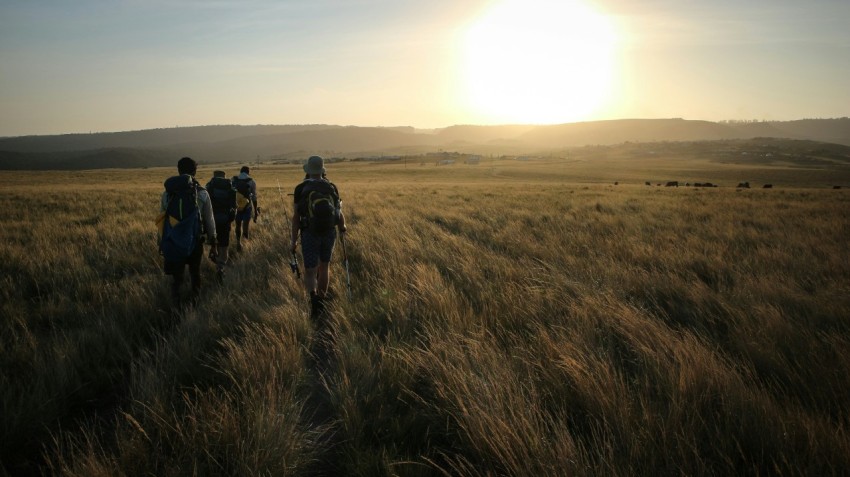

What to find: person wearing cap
left=160, top=156, right=217, bottom=305
left=290, top=155, right=347, bottom=319
left=205, top=169, right=237, bottom=283
left=232, top=165, right=259, bottom=251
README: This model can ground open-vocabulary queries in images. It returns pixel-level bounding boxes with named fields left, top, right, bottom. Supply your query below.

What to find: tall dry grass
left=1, top=157, right=849, bottom=476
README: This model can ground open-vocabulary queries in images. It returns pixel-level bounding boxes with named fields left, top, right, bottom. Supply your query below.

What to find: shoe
left=310, top=292, right=323, bottom=321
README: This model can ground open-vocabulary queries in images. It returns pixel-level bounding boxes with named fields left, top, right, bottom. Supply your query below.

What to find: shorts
left=235, top=205, right=253, bottom=222
left=300, top=228, right=336, bottom=268
left=213, top=213, right=232, bottom=246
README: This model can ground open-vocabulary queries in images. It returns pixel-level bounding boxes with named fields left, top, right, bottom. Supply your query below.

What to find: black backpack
left=159, top=175, right=202, bottom=263
left=232, top=177, right=253, bottom=211
left=298, top=180, right=339, bottom=234
left=207, top=177, right=237, bottom=220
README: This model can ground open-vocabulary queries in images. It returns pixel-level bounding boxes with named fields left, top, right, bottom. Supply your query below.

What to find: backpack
left=207, top=177, right=237, bottom=221
left=159, top=175, right=201, bottom=263
left=233, top=177, right=253, bottom=211
left=298, top=180, right=339, bottom=234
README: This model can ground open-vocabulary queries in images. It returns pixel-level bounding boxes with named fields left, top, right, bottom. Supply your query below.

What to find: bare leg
left=217, top=244, right=229, bottom=268
left=171, top=270, right=183, bottom=305
left=304, top=266, right=324, bottom=319
left=235, top=220, right=244, bottom=250
left=304, top=266, right=318, bottom=295
left=188, top=244, right=203, bottom=302
left=317, top=261, right=331, bottom=297
left=216, top=244, right=228, bottom=283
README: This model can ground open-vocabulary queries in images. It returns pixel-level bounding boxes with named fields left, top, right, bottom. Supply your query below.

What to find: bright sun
left=461, top=0, right=619, bottom=124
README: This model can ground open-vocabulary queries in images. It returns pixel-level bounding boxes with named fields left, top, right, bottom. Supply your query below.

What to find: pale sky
left=1, top=0, right=848, bottom=136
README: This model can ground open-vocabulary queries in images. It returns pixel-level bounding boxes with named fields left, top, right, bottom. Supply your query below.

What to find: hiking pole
left=278, top=180, right=301, bottom=279
left=341, top=231, right=352, bottom=299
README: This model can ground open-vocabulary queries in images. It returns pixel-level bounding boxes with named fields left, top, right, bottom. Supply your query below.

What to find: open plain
left=2, top=145, right=850, bottom=476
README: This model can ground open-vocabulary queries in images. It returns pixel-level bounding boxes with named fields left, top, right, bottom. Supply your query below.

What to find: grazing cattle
left=737, top=182, right=750, bottom=188
left=614, top=181, right=619, bottom=185
left=645, top=181, right=651, bottom=186
left=834, top=185, right=842, bottom=189
left=694, top=183, right=703, bottom=187
left=763, top=184, right=773, bottom=188
left=665, top=181, right=678, bottom=187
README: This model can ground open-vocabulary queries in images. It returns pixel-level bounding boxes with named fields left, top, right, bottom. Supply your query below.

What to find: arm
left=251, top=180, right=259, bottom=221
left=337, top=209, right=346, bottom=234
left=335, top=186, right=346, bottom=234
left=290, top=207, right=300, bottom=253
left=199, top=190, right=217, bottom=244
left=290, top=185, right=302, bottom=251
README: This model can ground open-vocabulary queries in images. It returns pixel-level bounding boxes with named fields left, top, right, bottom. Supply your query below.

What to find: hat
left=303, top=155, right=325, bottom=175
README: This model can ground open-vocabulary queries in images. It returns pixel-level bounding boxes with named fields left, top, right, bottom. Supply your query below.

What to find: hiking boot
left=310, top=292, right=324, bottom=322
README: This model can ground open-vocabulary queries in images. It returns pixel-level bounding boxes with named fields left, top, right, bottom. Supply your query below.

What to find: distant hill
left=1, top=118, right=848, bottom=170
left=0, top=124, right=342, bottom=153
left=517, top=119, right=741, bottom=148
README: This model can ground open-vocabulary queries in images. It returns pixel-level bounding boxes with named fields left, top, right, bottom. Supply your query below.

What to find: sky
left=1, top=0, right=848, bottom=137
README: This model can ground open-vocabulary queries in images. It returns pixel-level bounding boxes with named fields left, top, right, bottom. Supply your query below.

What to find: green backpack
left=299, top=180, right=339, bottom=234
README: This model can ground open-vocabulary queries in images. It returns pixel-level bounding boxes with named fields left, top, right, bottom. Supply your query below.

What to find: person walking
left=232, top=165, right=259, bottom=251
left=290, top=155, right=346, bottom=320
left=159, top=157, right=217, bottom=305
left=205, top=170, right=237, bottom=283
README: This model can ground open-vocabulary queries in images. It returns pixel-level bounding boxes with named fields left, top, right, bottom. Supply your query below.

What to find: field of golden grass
left=2, top=152, right=849, bottom=476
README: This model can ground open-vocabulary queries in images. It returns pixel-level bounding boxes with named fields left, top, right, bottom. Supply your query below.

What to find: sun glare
left=461, top=0, right=619, bottom=124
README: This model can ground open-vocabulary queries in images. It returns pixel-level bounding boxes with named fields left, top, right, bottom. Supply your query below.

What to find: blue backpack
left=159, top=175, right=201, bottom=263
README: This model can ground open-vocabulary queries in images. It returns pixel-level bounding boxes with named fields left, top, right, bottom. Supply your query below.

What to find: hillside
left=1, top=118, right=849, bottom=170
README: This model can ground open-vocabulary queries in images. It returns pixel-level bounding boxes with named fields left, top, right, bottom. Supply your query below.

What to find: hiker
left=159, top=157, right=217, bottom=305
left=290, top=155, right=346, bottom=319
left=232, top=165, right=259, bottom=251
left=205, top=170, right=237, bottom=283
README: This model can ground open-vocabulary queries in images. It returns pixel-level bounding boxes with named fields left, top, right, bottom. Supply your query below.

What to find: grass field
left=2, top=148, right=850, bottom=476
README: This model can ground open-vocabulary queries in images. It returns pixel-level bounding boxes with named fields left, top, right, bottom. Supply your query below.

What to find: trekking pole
left=341, top=231, right=352, bottom=299
left=278, top=180, right=301, bottom=279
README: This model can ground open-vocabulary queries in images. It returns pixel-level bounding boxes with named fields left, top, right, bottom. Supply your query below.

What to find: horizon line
left=3, top=116, right=850, bottom=139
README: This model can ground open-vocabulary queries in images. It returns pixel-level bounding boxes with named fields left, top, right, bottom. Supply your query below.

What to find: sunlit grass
left=1, top=156, right=849, bottom=476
